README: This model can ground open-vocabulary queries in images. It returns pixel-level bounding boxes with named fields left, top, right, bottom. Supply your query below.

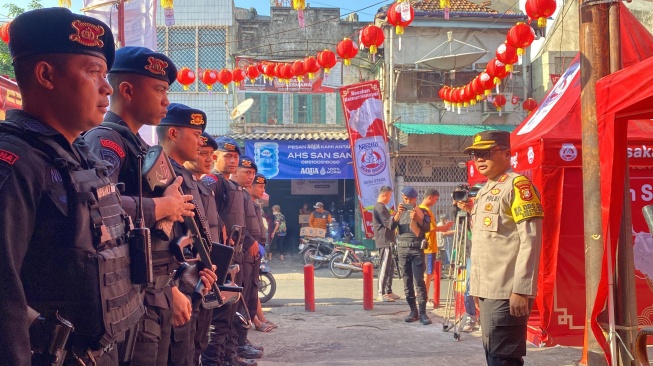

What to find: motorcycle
left=328, top=241, right=381, bottom=279
left=298, top=236, right=335, bottom=269
left=258, top=261, right=276, bottom=303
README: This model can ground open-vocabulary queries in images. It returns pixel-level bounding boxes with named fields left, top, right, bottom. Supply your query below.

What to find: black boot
left=404, top=298, right=419, bottom=322
left=419, top=302, right=432, bottom=325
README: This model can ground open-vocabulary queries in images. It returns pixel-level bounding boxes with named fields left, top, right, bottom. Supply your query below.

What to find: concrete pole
left=579, top=0, right=610, bottom=364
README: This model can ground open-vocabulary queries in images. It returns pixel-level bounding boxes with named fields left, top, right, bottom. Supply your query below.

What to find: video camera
left=452, top=184, right=482, bottom=202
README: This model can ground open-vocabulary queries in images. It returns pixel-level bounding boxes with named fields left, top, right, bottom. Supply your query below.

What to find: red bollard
left=304, top=264, right=315, bottom=312
left=363, top=262, right=374, bottom=310
left=433, top=260, right=441, bottom=308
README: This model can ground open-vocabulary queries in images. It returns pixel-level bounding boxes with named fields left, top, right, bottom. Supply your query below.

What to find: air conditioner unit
left=483, top=92, right=514, bottom=114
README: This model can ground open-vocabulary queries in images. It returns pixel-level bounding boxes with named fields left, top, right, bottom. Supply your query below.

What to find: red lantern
left=496, top=42, right=519, bottom=72
left=232, top=68, right=246, bottom=86
left=0, top=22, right=10, bottom=44
left=386, top=2, right=414, bottom=35
left=291, top=60, right=307, bottom=82
left=360, top=25, right=385, bottom=55
left=472, top=77, right=485, bottom=101
left=485, top=58, right=509, bottom=86
left=274, top=63, right=285, bottom=82
left=493, top=94, right=507, bottom=111
left=336, top=38, right=358, bottom=66
left=216, top=68, right=232, bottom=90
left=246, top=65, right=260, bottom=83
left=317, top=49, right=337, bottom=74
left=278, top=63, right=295, bottom=85
left=257, top=62, right=266, bottom=75
left=507, top=22, right=535, bottom=56
left=304, top=56, right=321, bottom=79
left=525, top=0, right=557, bottom=28
left=479, top=72, right=495, bottom=95
left=464, top=84, right=477, bottom=106
left=262, top=63, right=276, bottom=81
left=176, top=67, right=196, bottom=90
left=200, top=69, right=218, bottom=90
left=523, top=98, right=538, bottom=112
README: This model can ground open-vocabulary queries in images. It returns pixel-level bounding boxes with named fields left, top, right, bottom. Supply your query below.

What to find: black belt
left=397, top=240, right=421, bottom=249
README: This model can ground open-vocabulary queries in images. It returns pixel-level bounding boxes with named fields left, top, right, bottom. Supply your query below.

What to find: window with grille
left=157, top=26, right=228, bottom=93
left=293, top=94, right=327, bottom=124
left=244, top=93, right=283, bottom=124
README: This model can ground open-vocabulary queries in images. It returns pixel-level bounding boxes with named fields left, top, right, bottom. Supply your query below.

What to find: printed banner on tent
left=244, top=140, right=353, bottom=180
left=340, top=80, right=395, bottom=238
left=83, top=0, right=157, bottom=50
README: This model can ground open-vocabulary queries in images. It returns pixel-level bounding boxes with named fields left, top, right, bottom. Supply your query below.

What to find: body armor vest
left=244, top=191, right=262, bottom=242
left=198, top=181, right=221, bottom=243
left=215, top=174, right=246, bottom=233
left=0, top=123, right=144, bottom=349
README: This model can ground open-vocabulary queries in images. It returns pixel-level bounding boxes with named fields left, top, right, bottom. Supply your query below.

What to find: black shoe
left=245, top=340, right=264, bottom=352
left=419, top=313, right=432, bottom=325
left=404, top=309, right=419, bottom=322
left=237, top=344, right=263, bottom=359
left=225, top=355, right=258, bottom=366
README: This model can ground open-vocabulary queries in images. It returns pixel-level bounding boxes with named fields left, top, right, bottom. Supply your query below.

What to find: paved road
left=249, top=253, right=583, bottom=365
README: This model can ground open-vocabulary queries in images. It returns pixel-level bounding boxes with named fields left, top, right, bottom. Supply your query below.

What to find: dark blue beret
left=109, top=46, right=177, bottom=85
left=159, top=103, right=206, bottom=132
left=200, top=132, right=218, bottom=150
left=253, top=174, right=267, bottom=185
left=215, top=136, right=242, bottom=155
left=9, top=8, right=115, bottom=69
left=238, top=155, right=257, bottom=172
left=401, top=186, right=418, bottom=199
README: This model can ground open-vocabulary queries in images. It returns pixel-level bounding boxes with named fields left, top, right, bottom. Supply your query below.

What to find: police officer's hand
left=198, top=268, right=218, bottom=295
left=249, top=241, right=259, bottom=258
left=171, top=286, right=192, bottom=326
left=155, top=177, right=195, bottom=222
left=456, top=200, right=472, bottom=213
left=509, top=293, right=530, bottom=317
left=397, top=204, right=406, bottom=213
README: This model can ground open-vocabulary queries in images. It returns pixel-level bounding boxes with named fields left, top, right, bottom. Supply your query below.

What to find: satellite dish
left=231, top=98, right=254, bottom=120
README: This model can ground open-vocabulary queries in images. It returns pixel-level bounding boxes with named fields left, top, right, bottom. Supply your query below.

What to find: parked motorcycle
left=259, top=261, right=276, bottom=303
left=329, top=241, right=381, bottom=279
left=299, top=236, right=335, bottom=269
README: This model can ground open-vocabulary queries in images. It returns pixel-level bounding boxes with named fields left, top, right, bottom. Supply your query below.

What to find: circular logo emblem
left=474, top=134, right=482, bottom=143
left=559, top=143, right=578, bottom=162
left=527, top=146, right=535, bottom=164
left=358, top=145, right=386, bottom=176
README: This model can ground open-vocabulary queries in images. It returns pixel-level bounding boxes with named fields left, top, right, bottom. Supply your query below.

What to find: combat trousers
left=377, top=246, right=395, bottom=297
left=479, top=298, right=533, bottom=366
left=242, top=252, right=259, bottom=328
left=201, top=304, right=234, bottom=365
left=193, top=307, right=213, bottom=365
left=231, top=251, right=251, bottom=347
left=169, top=307, right=197, bottom=366
left=397, top=247, right=427, bottom=304
left=129, top=294, right=173, bottom=366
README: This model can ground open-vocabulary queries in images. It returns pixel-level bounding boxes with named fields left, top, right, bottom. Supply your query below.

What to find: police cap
left=253, top=174, right=267, bottom=185
left=464, top=130, right=510, bottom=152
left=110, top=46, right=177, bottom=85
left=215, top=136, right=242, bottom=155
left=238, top=155, right=257, bottom=172
left=160, top=103, right=206, bottom=132
left=200, top=132, right=218, bottom=150
left=9, top=8, right=115, bottom=69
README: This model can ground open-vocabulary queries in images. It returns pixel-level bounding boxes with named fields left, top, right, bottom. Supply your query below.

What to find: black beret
left=109, top=46, right=177, bottom=85
left=253, top=174, right=267, bottom=185
left=215, top=136, right=242, bottom=155
left=159, top=103, right=206, bottom=132
left=200, top=132, right=218, bottom=150
left=464, top=130, right=511, bottom=152
left=238, top=155, right=257, bottom=172
left=9, top=8, right=115, bottom=69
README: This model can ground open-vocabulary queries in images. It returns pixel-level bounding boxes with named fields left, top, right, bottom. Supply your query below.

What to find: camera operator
left=463, top=131, right=543, bottom=366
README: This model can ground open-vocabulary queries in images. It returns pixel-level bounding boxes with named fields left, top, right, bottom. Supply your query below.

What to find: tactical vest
left=198, top=181, right=221, bottom=243
left=0, top=123, right=144, bottom=349
left=253, top=203, right=265, bottom=244
left=216, top=174, right=246, bottom=233
left=244, top=191, right=262, bottom=242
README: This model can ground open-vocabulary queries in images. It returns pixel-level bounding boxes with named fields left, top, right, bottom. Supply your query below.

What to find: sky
left=0, top=0, right=383, bottom=21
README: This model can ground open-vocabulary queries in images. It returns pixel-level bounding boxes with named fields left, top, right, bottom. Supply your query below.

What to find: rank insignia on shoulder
left=491, top=188, right=501, bottom=195
left=484, top=203, right=493, bottom=212
left=498, top=174, right=509, bottom=183
left=0, top=149, right=19, bottom=165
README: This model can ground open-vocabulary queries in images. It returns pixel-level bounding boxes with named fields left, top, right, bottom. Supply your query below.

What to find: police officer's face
left=215, top=151, right=239, bottom=174
left=251, top=183, right=265, bottom=199
left=233, top=167, right=256, bottom=188
left=172, top=126, right=202, bottom=161
left=129, top=75, right=170, bottom=126
left=187, top=146, right=215, bottom=175
left=50, top=54, right=112, bottom=136
left=471, top=147, right=511, bottom=180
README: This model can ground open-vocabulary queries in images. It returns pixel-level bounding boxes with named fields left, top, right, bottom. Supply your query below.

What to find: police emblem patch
left=0, top=149, right=19, bottom=165
left=515, top=180, right=533, bottom=201
left=190, top=114, right=205, bottom=125
left=491, top=188, right=501, bottom=195
left=255, top=176, right=266, bottom=184
left=498, top=174, right=509, bottom=183
left=69, top=20, right=105, bottom=47
left=145, top=57, right=168, bottom=76
left=474, top=134, right=482, bottom=143
left=483, top=216, right=492, bottom=227
left=200, top=136, right=209, bottom=146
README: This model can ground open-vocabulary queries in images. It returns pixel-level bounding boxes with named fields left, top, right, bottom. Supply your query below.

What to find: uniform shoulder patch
left=510, top=175, right=544, bottom=223
left=100, top=139, right=126, bottom=158
left=202, top=173, right=219, bottom=185
left=0, top=149, right=19, bottom=165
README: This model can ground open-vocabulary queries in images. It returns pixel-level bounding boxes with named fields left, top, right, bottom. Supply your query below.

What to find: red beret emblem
left=200, top=136, right=209, bottom=146
left=145, top=57, right=168, bottom=76
left=69, top=20, right=105, bottom=48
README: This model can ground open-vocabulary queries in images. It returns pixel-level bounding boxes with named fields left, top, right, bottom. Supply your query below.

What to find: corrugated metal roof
left=415, top=0, right=501, bottom=15
left=229, top=131, right=350, bottom=141
left=395, top=123, right=515, bottom=136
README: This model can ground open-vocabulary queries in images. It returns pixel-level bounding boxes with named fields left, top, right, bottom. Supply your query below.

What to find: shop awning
left=394, top=123, right=516, bottom=136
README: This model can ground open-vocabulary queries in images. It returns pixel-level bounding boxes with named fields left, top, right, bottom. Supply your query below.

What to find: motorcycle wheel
left=259, top=272, right=276, bottom=303
left=303, top=247, right=323, bottom=270
left=329, top=252, right=353, bottom=279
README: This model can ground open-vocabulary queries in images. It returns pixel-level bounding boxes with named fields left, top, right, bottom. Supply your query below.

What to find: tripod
left=442, top=209, right=471, bottom=341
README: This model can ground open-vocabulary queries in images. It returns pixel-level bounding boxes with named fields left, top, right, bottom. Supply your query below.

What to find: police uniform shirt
left=84, top=111, right=157, bottom=227
left=469, top=171, right=544, bottom=299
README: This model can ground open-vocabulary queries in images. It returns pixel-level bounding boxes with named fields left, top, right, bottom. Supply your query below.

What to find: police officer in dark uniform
left=201, top=138, right=260, bottom=366
left=232, top=157, right=265, bottom=360
left=155, top=103, right=218, bottom=366
left=394, top=186, right=432, bottom=325
left=248, top=174, right=268, bottom=323
left=0, top=8, right=144, bottom=365
left=84, top=47, right=198, bottom=366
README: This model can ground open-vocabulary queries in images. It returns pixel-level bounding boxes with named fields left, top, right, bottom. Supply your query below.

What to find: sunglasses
left=469, top=148, right=508, bottom=160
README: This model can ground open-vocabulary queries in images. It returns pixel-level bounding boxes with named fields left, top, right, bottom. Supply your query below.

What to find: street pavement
left=249, top=253, right=583, bottom=365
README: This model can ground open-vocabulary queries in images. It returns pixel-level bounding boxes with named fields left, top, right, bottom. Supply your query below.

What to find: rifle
left=142, top=146, right=239, bottom=309
left=30, top=311, right=74, bottom=366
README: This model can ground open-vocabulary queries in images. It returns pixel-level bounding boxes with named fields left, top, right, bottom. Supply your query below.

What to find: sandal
left=255, top=322, right=273, bottom=332
left=279, top=255, right=284, bottom=261
left=265, top=321, right=278, bottom=329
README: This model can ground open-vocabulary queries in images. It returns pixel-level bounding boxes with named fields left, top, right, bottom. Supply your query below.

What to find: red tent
left=508, top=3, right=653, bottom=349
